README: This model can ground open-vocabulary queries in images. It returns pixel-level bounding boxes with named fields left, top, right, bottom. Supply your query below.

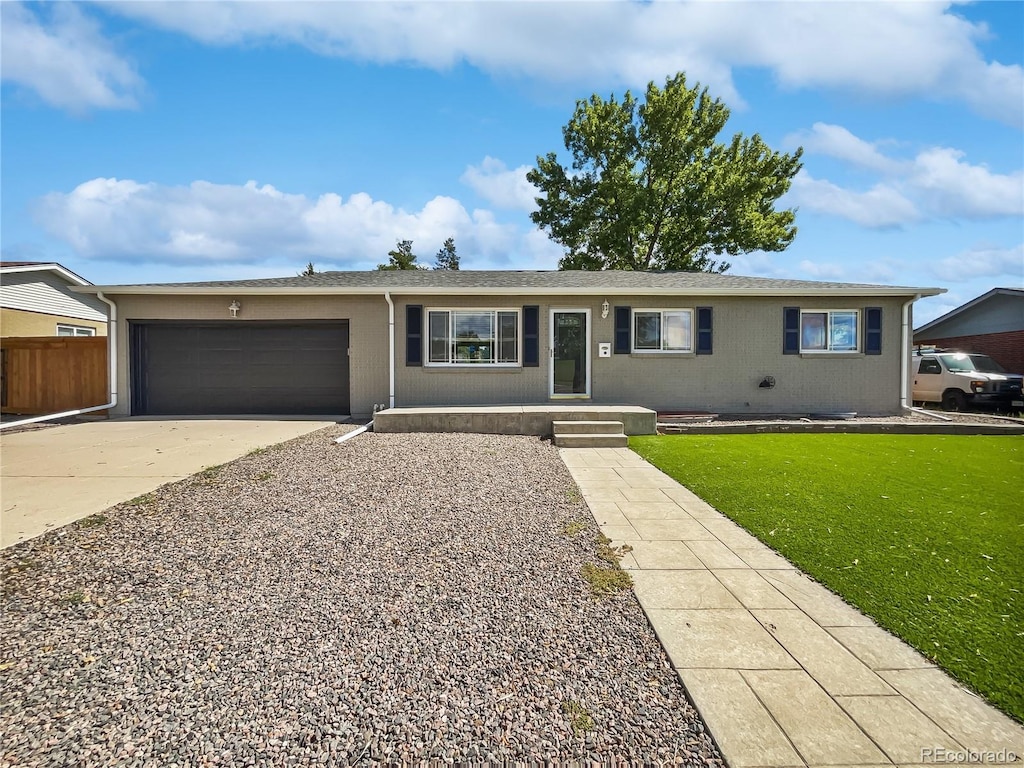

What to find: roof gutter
left=0, top=291, right=118, bottom=431
left=72, top=285, right=946, bottom=298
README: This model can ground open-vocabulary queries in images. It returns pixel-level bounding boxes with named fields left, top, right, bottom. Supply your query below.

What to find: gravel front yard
left=1, top=427, right=722, bottom=766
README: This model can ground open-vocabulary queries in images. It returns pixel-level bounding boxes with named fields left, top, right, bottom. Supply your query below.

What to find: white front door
left=549, top=309, right=591, bottom=398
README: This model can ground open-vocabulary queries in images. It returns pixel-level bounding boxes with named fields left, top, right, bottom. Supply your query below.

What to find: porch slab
left=371, top=405, right=657, bottom=436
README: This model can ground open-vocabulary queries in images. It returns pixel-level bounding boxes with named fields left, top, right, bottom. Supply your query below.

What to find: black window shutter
left=783, top=307, right=800, bottom=354
left=522, top=305, right=539, bottom=367
left=406, top=305, right=423, bottom=366
left=865, top=307, right=882, bottom=355
left=696, top=307, right=713, bottom=355
left=614, top=306, right=631, bottom=354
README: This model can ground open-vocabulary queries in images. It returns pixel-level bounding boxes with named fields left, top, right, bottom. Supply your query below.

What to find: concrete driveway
left=0, top=418, right=335, bottom=548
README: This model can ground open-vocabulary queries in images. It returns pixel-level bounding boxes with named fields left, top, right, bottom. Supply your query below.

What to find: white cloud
left=857, top=260, right=899, bottom=284
left=0, top=3, right=142, bottom=112
left=105, top=1, right=1022, bottom=124
left=460, top=157, right=538, bottom=212
left=788, top=124, right=1023, bottom=227
left=798, top=259, right=846, bottom=280
left=787, top=123, right=897, bottom=174
left=789, top=173, right=920, bottom=228
left=932, top=244, right=1024, bottom=283
left=32, top=177, right=560, bottom=269
left=909, top=148, right=1024, bottom=218
left=726, top=251, right=786, bottom=278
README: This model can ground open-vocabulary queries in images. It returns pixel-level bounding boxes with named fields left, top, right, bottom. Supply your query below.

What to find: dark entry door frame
left=549, top=308, right=591, bottom=399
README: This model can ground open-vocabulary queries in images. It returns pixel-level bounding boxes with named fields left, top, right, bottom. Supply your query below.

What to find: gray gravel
left=1, top=427, right=723, bottom=766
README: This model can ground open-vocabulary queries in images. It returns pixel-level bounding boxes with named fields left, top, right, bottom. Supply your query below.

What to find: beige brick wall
left=395, top=294, right=549, bottom=405
left=1, top=308, right=107, bottom=337
left=395, top=294, right=911, bottom=415
left=107, top=291, right=912, bottom=419
left=109, top=294, right=389, bottom=417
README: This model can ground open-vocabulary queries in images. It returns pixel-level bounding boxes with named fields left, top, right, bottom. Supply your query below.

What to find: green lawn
left=629, top=433, right=1024, bottom=722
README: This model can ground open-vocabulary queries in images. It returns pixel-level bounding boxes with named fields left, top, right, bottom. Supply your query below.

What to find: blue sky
left=1, top=1, right=1021, bottom=325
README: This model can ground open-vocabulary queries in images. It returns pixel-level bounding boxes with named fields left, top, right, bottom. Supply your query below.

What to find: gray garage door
left=131, top=322, right=350, bottom=415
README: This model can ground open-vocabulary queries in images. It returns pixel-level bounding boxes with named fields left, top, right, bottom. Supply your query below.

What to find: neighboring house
left=0, top=262, right=108, bottom=337
left=74, top=270, right=942, bottom=419
left=914, top=288, right=1024, bottom=374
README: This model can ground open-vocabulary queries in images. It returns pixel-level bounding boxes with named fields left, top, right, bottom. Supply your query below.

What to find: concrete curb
left=658, top=423, right=1024, bottom=435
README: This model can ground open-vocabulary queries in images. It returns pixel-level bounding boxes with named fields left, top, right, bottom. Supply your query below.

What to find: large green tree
left=377, top=240, right=423, bottom=270
left=434, top=236, right=460, bottom=270
left=527, top=73, right=803, bottom=272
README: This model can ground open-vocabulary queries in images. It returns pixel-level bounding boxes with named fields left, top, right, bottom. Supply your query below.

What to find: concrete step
left=553, top=433, right=629, bottom=448
left=552, top=420, right=625, bottom=435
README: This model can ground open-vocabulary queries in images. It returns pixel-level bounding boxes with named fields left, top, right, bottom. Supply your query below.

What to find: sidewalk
left=560, top=447, right=1023, bottom=768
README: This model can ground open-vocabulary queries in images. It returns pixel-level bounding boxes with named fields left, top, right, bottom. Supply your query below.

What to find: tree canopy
left=377, top=240, right=424, bottom=270
left=527, top=73, right=803, bottom=272
left=434, top=237, right=460, bottom=270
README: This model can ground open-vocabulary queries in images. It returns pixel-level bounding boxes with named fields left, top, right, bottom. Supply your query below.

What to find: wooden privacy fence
left=0, top=336, right=108, bottom=415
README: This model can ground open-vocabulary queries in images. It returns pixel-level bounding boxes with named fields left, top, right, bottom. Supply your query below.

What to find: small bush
left=561, top=700, right=594, bottom=734
left=581, top=562, right=632, bottom=597
left=562, top=520, right=587, bottom=536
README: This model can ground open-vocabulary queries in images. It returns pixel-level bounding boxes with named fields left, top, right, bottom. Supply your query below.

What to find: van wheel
left=941, top=390, right=967, bottom=412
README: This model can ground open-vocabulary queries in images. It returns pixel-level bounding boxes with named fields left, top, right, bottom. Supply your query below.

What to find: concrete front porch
left=371, top=405, right=657, bottom=437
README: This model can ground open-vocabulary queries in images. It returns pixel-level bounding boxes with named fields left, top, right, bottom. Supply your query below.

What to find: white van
left=912, top=350, right=1024, bottom=411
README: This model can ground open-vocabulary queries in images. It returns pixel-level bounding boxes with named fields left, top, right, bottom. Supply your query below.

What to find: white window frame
left=800, top=309, right=860, bottom=353
left=424, top=308, right=521, bottom=367
left=56, top=324, right=96, bottom=337
left=632, top=308, right=694, bottom=353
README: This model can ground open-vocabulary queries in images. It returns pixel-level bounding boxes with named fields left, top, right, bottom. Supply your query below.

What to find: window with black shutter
left=406, top=304, right=423, bottom=366
left=696, top=307, right=713, bottom=355
left=614, top=306, right=631, bottom=354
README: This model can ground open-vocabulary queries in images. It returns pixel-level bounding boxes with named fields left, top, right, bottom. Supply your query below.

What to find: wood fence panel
left=0, top=336, right=108, bottom=415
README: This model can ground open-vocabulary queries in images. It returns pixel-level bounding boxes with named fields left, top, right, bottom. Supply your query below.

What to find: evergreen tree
left=377, top=240, right=423, bottom=270
left=434, top=237, right=460, bottom=270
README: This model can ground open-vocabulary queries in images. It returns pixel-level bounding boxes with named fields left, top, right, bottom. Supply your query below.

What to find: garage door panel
left=133, top=322, right=350, bottom=415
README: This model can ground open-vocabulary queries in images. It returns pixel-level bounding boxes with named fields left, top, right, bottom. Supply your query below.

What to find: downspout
left=901, top=292, right=953, bottom=421
left=384, top=291, right=395, bottom=410
left=0, top=291, right=118, bottom=430
left=900, top=293, right=921, bottom=412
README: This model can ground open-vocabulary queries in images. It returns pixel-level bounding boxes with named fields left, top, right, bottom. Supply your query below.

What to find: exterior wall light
left=229, top=300, right=241, bottom=318
left=601, top=300, right=610, bottom=319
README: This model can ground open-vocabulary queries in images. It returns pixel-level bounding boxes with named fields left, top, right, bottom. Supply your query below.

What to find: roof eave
left=73, top=285, right=945, bottom=298
left=2, top=263, right=92, bottom=286
left=914, top=286, right=1019, bottom=335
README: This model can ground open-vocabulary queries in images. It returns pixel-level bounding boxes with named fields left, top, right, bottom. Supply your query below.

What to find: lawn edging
left=659, top=423, right=1024, bottom=435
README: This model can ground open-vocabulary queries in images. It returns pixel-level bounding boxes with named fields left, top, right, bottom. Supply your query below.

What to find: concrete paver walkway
left=560, top=447, right=1023, bottom=768
left=1, top=418, right=334, bottom=548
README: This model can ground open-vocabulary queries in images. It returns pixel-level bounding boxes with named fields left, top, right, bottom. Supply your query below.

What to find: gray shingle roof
left=76, top=269, right=942, bottom=296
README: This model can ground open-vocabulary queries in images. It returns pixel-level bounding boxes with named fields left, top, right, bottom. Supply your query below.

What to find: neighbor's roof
left=914, top=287, right=1024, bottom=335
left=0, top=261, right=93, bottom=286
left=74, top=269, right=944, bottom=298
